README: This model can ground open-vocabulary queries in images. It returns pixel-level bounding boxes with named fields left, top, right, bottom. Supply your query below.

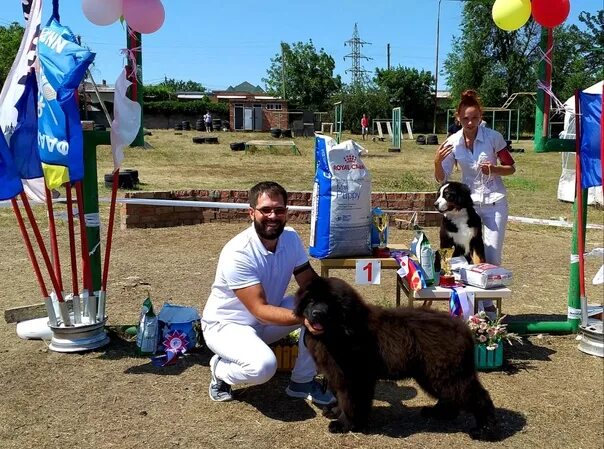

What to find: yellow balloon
left=492, top=0, right=532, bottom=31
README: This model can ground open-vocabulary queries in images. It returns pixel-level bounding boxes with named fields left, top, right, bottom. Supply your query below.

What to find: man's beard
left=253, top=218, right=285, bottom=241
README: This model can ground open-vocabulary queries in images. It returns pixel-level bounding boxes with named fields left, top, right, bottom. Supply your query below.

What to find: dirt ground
left=0, top=213, right=603, bottom=449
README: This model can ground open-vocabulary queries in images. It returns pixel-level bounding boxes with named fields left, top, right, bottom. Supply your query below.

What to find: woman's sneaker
left=208, top=355, right=233, bottom=402
left=285, top=379, right=336, bottom=405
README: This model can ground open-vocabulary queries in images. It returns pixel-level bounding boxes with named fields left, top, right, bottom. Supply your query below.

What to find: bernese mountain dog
left=434, top=181, right=486, bottom=264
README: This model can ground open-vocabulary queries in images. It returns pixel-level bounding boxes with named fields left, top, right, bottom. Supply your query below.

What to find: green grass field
left=91, top=129, right=602, bottom=223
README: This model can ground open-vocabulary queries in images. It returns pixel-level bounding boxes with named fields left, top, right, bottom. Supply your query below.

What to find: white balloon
left=82, top=0, right=123, bottom=26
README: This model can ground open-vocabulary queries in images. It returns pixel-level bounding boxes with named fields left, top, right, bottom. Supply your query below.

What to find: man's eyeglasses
left=254, top=206, right=288, bottom=216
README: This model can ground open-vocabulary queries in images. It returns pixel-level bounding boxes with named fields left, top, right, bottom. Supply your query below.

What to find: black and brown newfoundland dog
left=434, top=181, right=486, bottom=264
left=294, top=276, right=497, bottom=440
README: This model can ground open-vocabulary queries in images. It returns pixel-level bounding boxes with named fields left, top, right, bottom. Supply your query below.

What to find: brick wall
left=120, top=190, right=440, bottom=229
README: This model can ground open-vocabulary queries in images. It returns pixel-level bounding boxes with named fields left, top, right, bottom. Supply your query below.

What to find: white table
left=397, top=276, right=512, bottom=314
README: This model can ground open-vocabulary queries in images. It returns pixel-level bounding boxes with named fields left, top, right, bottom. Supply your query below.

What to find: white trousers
left=201, top=295, right=316, bottom=386
left=476, top=200, right=508, bottom=266
left=475, top=200, right=509, bottom=309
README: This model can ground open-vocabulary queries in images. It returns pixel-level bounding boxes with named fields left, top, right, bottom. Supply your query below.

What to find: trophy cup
left=437, top=247, right=456, bottom=287
left=372, top=213, right=390, bottom=257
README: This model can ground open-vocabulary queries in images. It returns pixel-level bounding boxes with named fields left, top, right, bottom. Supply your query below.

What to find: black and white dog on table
left=434, top=181, right=486, bottom=264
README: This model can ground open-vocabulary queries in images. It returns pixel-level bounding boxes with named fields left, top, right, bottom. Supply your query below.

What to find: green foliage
left=143, top=99, right=227, bottom=115
left=263, top=40, right=342, bottom=110
left=0, top=23, right=24, bottom=88
left=553, top=11, right=604, bottom=101
left=374, top=66, right=434, bottom=122
left=155, top=78, right=206, bottom=93
left=143, top=84, right=174, bottom=101
left=329, top=86, right=390, bottom=133
left=443, top=0, right=541, bottom=108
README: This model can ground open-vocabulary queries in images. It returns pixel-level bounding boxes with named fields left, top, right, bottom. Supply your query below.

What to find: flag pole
left=44, top=186, right=64, bottom=293
left=99, top=169, right=120, bottom=321
left=64, top=182, right=82, bottom=323
left=11, top=198, right=58, bottom=326
left=75, top=180, right=95, bottom=321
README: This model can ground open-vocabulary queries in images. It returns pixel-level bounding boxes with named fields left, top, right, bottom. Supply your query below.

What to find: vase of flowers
left=468, top=312, right=522, bottom=371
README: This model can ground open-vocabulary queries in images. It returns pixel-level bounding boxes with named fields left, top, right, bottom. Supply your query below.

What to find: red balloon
left=532, top=0, right=570, bottom=28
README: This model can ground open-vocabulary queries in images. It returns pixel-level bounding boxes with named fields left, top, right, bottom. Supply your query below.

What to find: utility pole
left=387, top=43, right=390, bottom=70
left=432, top=0, right=442, bottom=134
left=344, top=23, right=372, bottom=87
left=281, top=42, right=286, bottom=100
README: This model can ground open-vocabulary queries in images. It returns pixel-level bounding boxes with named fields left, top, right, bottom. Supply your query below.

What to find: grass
left=90, top=129, right=602, bottom=223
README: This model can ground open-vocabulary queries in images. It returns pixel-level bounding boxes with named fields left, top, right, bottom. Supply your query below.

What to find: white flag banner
left=0, top=0, right=44, bottom=201
left=110, top=68, right=141, bottom=169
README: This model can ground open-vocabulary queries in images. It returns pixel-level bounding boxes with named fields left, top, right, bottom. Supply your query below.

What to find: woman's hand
left=435, top=142, right=453, bottom=164
left=479, top=161, right=493, bottom=175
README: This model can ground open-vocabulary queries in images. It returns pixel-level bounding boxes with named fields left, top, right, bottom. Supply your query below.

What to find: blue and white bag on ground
left=157, top=303, right=201, bottom=351
left=309, top=135, right=372, bottom=259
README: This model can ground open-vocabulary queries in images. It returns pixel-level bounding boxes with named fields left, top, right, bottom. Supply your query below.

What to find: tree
left=155, top=78, right=206, bottom=92
left=263, top=40, right=342, bottom=110
left=329, top=86, right=390, bottom=133
left=0, top=23, right=24, bottom=88
left=374, top=66, right=434, bottom=124
left=443, top=0, right=541, bottom=109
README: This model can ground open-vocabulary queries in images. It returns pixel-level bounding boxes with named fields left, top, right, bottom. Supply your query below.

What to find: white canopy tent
left=557, top=81, right=603, bottom=206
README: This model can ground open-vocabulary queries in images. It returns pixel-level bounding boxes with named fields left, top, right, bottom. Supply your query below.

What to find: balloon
left=123, top=0, right=165, bottom=34
left=492, top=0, right=531, bottom=32
left=532, top=0, right=570, bottom=28
left=82, top=0, right=123, bottom=26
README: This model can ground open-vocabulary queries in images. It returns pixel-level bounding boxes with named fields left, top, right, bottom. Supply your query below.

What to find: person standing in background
left=204, top=111, right=212, bottom=133
left=361, top=113, right=369, bottom=140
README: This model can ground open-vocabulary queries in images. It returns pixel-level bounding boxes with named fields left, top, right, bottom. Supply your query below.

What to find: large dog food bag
left=460, top=263, right=512, bottom=289
left=309, top=135, right=372, bottom=259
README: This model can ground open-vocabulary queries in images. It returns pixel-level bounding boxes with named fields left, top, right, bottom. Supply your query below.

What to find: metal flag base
left=49, top=317, right=110, bottom=352
left=577, top=320, right=604, bottom=358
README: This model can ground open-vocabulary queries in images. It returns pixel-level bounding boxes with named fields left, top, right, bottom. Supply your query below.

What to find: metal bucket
left=49, top=317, right=110, bottom=352
left=577, top=320, right=604, bottom=358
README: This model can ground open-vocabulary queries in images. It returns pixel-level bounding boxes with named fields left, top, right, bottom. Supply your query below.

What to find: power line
left=344, top=23, right=372, bottom=87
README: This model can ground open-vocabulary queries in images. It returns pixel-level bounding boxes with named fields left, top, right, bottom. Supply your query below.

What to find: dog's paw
left=328, top=420, right=349, bottom=434
left=469, top=425, right=500, bottom=442
left=322, top=404, right=340, bottom=419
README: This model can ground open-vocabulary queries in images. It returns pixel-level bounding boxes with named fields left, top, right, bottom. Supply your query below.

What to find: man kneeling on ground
left=201, top=181, right=335, bottom=406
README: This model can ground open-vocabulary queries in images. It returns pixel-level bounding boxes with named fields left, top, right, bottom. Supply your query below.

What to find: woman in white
left=434, top=90, right=516, bottom=317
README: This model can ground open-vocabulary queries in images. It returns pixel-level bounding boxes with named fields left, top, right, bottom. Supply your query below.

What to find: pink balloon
left=123, top=0, right=165, bottom=34
left=532, top=0, right=570, bottom=28
left=82, top=0, right=123, bottom=26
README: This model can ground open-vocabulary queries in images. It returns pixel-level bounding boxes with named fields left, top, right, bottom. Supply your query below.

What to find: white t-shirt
left=202, top=225, right=308, bottom=325
left=441, top=126, right=508, bottom=204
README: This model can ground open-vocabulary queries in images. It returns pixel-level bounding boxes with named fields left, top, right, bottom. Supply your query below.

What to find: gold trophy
left=372, top=213, right=390, bottom=257
left=438, top=247, right=456, bottom=287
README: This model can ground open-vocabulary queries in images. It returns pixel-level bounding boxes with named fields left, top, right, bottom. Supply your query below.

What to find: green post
left=82, top=130, right=111, bottom=292
left=392, top=107, right=401, bottom=150
left=566, top=187, right=588, bottom=332
left=533, top=27, right=574, bottom=153
left=127, top=29, right=144, bottom=147
left=334, top=102, right=343, bottom=144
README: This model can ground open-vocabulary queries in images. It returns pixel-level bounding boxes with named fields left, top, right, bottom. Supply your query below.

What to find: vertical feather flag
left=37, top=18, right=95, bottom=189
left=0, top=133, right=23, bottom=201
left=0, top=0, right=43, bottom=200
left=110, top=69, right=142, bottom=169
left=9, top=71, right=44, bottom=180
left=579, top=91, right=603, bottom=189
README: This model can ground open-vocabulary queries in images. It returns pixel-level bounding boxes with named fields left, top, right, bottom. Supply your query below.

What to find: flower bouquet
left=468, top=312, right=522, bottom=370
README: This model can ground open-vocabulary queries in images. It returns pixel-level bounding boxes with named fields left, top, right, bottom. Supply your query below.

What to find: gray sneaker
left=285, top=379, right=336, bottom=405
left=208, top=355, right=233, bottom=402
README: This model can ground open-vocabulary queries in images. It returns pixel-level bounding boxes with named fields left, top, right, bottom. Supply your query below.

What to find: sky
left=0, top=0, right=600, bottom=92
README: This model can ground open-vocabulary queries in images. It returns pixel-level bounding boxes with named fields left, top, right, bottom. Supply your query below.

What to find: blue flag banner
left=37, top=18, right=95, bottom=188
left=579, top=91, right=603, bottom=189
left=10, top=70, right=43, bottom=180
left=0, top=133, right=24, bottom=201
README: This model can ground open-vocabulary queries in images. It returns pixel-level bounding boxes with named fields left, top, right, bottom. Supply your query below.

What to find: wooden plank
left=4, top=299, right=73, bottom=323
